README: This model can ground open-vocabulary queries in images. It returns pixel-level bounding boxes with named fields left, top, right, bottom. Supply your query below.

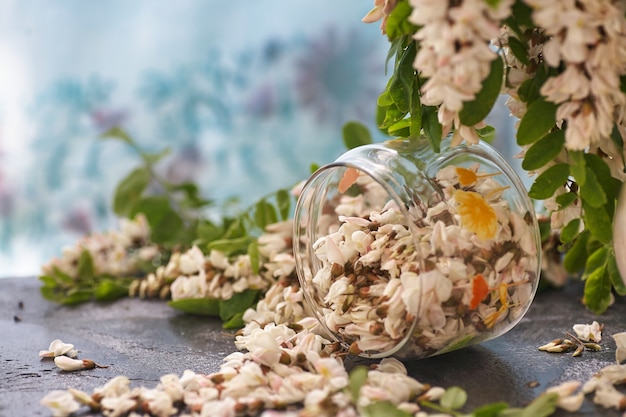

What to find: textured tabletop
left=1, top=277, right=624, bottom=417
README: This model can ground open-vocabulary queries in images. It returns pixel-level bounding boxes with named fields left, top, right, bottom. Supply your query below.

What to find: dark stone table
left=1, top=277, right=624, bottom=416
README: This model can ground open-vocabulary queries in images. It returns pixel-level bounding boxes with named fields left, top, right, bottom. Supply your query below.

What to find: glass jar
left=293, top=137, right=541, bottom=359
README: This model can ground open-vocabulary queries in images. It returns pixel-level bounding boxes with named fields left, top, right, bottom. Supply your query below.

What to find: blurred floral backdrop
left=0, top=1, right=517, bottom=277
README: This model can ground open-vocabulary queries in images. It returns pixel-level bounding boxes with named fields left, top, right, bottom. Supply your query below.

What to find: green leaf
left=476, top=125, right=496, bottom=144
left=459, top=57, right=503, bottom=126
left=219, top=289, right=260, bottom=322
left=579, top=168, right=607, bottom=208
left=168, top=298, right=220, bottom=316
left=511, top=0, right=534, bottom=28
left=528, top=163, right=569, bottom=200
left=248, top=241, right=260, bottom=275
left=440, top=387, right=467, bottom=410
left=507, top=36, right=529, bottom=66
left=555, top=192, right=577, bottom=209
left=276, top=189, right=291, bottom=220
left=77, top=250, right=95, bottom=281
left=519, top=392, right=558, bottom=417
left=94, top=279, right=131, bottom=302
left=101, top=126, right=132, bottom=144
left=584, top=154, right=622, bottom=215
left=422, top=105, right=442, bottom=153
left=364, top=401, right=412, bottom=417
left=113, top=167, right=151, bottom=217
left=389, top=43, right=417, bottom=113
left=343, top=121, right=373, bottom=150
left=254, top=200, right=278, bottom=230
left=409, top=75, right=422, bottom=138
left=62, top=290, right=94, bottom=306
left=348, top=366, right=368, bottom=401
left=560, top=218, right=580, bottom=244
left=310, top=163, right=320, bottom=174
left=196, top=220, right=224, bottom=244
left=563, top=231, right=589, bottom=273
left=142, top=148, right=171, bottom=165
left=583, top=249, right=612, bottom=314
left=583, top=200, right=612, bottom=244
left=40, top=285, right=66, bottom=303
left=517, top=99, right=557, bottom=146
left=583, top=246, right=609, bottom=278
left=568, top=151, right=586, bottom=187
left=222, top=312, right=245, bottom=329
left=207, top=236, right=253, bottom=257
left=385, top=4, right=418, bottom=40
left=130, top=196, right=184, bottom=245
left=521, top=129, right=564, bottom=171
left=607, top=252, right=626, bottom=296
left=473, top=402, right=510, bottom=417
left=485, top=0, right=502, bottom=8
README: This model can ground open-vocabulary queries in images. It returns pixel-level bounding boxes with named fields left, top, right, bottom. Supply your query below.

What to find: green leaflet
left=364, top=401, right=412, bottom=417
left=343, top=121, right=373, bottom=150
left=506, top=36, right=529, bottom=66
left=440, top=386, right=467, bottom=410
left=583, top=200, right=612, bottom=244
left=554, top=192, right=577, bottom=210
left=579, top=168, right=606, bottom=208
left=129, top=196, right=184, bottom=245
left=422, top=105, right=442, bottom=153
left=528, top=163, right=569, bottom=200
left=348, top=366, right=369, bottom=401
left=516, top=98, right=557, bottom=146
left=459, top=56, right=504, bottom=126
left=385, top=2, right=419, bottom=41
left=219, top=289, right=260, bottom=323
left=168, top=298, right=220, bottom=316
left=254, top=200, right=279, bottom=230
left=559, top=218, right=580, bottom=244
left=113, top=167, right=151, bottom=217
left=583, top=246, right=613, bottom=314
left=521, top=129, right=564, bottom=171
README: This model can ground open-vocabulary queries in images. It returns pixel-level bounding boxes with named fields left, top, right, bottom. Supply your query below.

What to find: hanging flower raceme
left=407, top=0, right=514, bottom=145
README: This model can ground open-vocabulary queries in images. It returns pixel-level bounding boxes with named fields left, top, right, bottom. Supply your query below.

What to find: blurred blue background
left=0, top=1, right=518, bottom=277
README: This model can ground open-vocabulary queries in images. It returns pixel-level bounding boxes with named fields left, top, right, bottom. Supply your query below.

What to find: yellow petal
left=454, top=189, right=498, bottom=240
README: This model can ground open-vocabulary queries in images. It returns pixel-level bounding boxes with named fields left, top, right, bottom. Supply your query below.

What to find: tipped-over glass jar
left=293, top=137, right=541, bottom=359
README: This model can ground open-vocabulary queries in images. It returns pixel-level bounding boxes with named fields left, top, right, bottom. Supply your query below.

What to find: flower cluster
left=363, top=0, right=626, bottom=314
left=42, top=214, right=160, bottom=280
left=303, top=164, right=537, bottom=357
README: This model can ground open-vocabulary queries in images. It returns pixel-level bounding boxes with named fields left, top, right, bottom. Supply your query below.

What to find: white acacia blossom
left=408, top=0, right=514, bottom=145
left=39, top=339, right=78, bottom=358
left=526, top=0, right=626, bottom=151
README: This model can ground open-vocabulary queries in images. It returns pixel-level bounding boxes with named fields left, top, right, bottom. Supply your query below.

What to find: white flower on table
left=572, top=321, right=602, bottom=343
left=40, top=390, right=80, bottom=417
left=39, top=339, right=78, bottom=358
left=613, top=332, right=626, bottom=364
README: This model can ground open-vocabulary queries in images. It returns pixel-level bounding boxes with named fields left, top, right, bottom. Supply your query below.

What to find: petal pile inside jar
left=308, top=164, right=538, bottom=358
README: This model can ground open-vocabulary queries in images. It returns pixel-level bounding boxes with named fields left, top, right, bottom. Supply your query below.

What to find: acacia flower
left=453, top=189, right=498, bottom=240
left=40, top=390, right=80, bottom=417
left=572, top=321, right=602, bottom=343
left=54, top=356, right=107, bottom=372
left=613, top=332, right=626, bottom=364
left=39, top=339, right=78, bottom=358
